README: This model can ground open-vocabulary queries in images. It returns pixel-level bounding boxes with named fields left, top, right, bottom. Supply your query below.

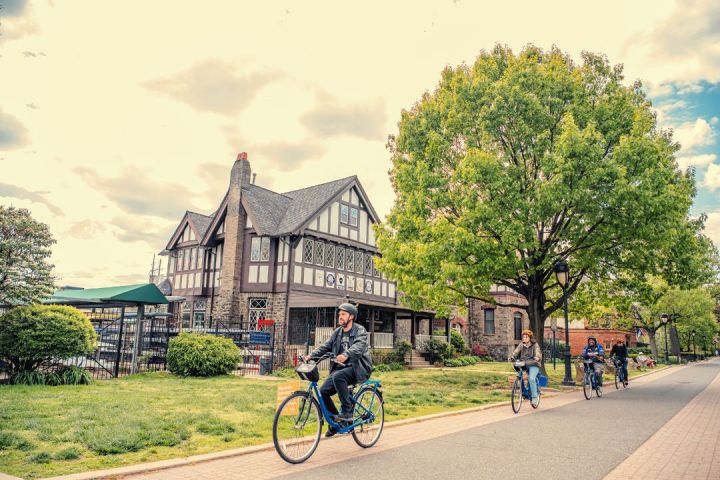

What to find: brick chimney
left=214, top=152, right=252, bottom=322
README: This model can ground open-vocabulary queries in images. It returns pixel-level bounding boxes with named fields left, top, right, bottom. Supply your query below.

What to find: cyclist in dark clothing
left=302, top=302, right=372, bottom=438
left=582, top=336, right=606, bottom=392
left=610, top=339, right=629, bottom=386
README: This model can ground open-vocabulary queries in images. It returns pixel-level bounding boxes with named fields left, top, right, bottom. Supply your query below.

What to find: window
left=189, top=248, right=196, bottom=270
left=315, top=241, right=325, bottom=266
left=248, top=298, right=267, bottom=329
left=260, top=237, right=270, bottom=261
left=193, top=312, right=205, bottom=330
left=346, top=248, right=354, bottom=271
left=373, top=256, right=380, bottom=277
left=350, top=207, right=358, bottom=226
left=356, top=251, right=364, bottom=274
left=325, top=244, right=335, bottom=269
left=484, top=309, right=495, bottom=335
left=336, top=247, right=344, bottom=270
left=303, top=239, right=314, bottom=263
left=340, top=204, right=349, bottom=224
left=514, top=313, right=523, bottom=341
left=251, top=237, right=261, bottom=261
left=365, top=254, right=372, bottom=275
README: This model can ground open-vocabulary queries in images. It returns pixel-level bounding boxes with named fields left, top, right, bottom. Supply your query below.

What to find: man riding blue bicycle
left=301, top=302, right=373, bottom=438
left=582, top=336, right=606, bottom=393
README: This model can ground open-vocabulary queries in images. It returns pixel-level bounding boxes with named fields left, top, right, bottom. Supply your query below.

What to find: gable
left=305, top=185, right=377, bottom=246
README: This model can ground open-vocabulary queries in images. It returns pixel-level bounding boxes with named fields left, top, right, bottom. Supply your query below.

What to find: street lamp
left=554, top=261, right=573, bottom=386
left=660, top=314, right=669, bottom=364
left=691, top=330, right=696, bottom=360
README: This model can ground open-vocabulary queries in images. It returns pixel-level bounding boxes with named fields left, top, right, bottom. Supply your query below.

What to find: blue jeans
left=528, top=365, right=539, bottom=399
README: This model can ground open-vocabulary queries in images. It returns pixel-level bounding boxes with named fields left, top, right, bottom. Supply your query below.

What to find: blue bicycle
left=583, top=359, right=603, bottom=399
left=272, top=354, right=384, bottom=464
left=510, top=361, right=546, bottom=413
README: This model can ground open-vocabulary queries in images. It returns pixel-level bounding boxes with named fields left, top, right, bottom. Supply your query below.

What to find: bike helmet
left=587, top=336, right=597, bottom=345
left=338, top=302, right=358, bottom=318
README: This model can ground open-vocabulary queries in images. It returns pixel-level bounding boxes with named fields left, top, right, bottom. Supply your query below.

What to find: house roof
left=187, top=211, right=213, bottom=239
left=241, top=176, right=364, bottom=236
left=45, top=284, right=169, bottom=306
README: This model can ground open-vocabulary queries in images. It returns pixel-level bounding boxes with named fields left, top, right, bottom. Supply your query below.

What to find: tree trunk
left=526, top=289, right=548, bottom=375
left=648, top=330, right=658, bottom=360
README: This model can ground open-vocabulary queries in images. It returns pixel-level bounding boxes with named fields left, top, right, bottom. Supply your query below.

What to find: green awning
left=45, top=283, right=169, bottom=306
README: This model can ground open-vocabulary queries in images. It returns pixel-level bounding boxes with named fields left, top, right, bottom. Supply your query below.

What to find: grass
left=0, top=362, right=667, bottom=478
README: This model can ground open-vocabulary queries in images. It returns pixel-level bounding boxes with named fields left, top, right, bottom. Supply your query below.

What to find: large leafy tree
left=376, top=45, right=702, bottom=347
left=0, top=206, right=56, bottom=306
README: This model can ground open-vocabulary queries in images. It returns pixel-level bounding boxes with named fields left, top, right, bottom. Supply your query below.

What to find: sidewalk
left=604, top=362, right=720, bottom=480
left=43, top=365, right=680, bottom=480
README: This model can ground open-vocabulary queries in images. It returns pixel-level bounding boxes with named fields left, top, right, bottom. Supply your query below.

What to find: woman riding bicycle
left=510, top=329, right=542, bottom=407
left=300, top=303, right=373, bottom=438
left=610, top=339, right=629, bottom=386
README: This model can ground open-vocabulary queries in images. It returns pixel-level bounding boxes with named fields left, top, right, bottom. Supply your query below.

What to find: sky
left=0, top=0, right=718, bottom=287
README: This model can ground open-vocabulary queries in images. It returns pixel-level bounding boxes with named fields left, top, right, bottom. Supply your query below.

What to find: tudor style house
left=161, top=153, right=442, bottom=362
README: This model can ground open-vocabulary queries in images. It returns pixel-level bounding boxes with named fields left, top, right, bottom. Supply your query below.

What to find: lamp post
left=554, top=261, right=573, bottom=386
left=691, top=330, right=696, bottom=360
left=660, top=314, right=669, bottom=364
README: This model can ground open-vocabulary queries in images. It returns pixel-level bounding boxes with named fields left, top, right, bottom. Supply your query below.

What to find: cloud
left=144, top=60, right=282, bottom=115
left=108, top=216, right=175, bottom=248
left=0, top=109, right=29, bottom=149
left=74, top=167, right=199, bottom=220
left=677, top=153, right=717, bottom=171
left=65, top=219, right=106, bottom=239
left=702, top=163, right=720, bottom=191
left=253, top=141, right=325, bottom=171
left=711, top=117, right=719, bottom=125
left=0, top=0, right=28, bottom=16
left=654, top=100, right=688, bottom=127
left=0, top=0, right=39, bottom=43
left=704, top=211, right=720, bottom=249
left=676, top=83, right=705, bottom=95
left=0, top=182, right=64, bottom=216
left=636, top=0, right=720, bottom=82
left=300, top=100, right=387, bottom=141
left=672, top=118, right=715, bottom=153
left=111, top=273, right=149, bottom=285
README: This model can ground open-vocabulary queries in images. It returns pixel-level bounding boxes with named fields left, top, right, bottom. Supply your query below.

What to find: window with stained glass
left=325, top=244, right=335, bottom=268
left=315, top=241, right=325, bottom=266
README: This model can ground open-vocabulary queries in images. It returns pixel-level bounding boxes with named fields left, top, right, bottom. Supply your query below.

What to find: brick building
left=467, top=286, right=531, bottom=360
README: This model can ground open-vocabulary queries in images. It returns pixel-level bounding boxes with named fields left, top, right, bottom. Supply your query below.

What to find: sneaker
left=597, top=386, right=603, bottom=395
left=531, top=397, right=539, bottom=407
left=324, top=427, right=337, bottom=438
left=334, top=413, right=353, bottom=425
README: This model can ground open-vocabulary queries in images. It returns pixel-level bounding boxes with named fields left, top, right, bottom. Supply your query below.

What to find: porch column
left=369, top=308, right=375, bottom=348
left=411, top=312, right=416, bottom=348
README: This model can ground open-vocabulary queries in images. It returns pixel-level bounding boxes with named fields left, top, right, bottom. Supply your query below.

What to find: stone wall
left=468, top=293, right=529, bottom=361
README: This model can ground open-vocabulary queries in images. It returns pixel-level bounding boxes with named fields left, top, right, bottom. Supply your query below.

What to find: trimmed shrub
left=374, top=362, right=404, bottom=372
left=471, top=343, right=489, bottom=357
left=167, top=333, right=241, bottom=376
left=444, top=355, right=482, bottom=367
left=0, top=305, right=97, bottom=374
left=424, top=338, right=455, bottom=364
left=450, top=330, right=466, bottom=354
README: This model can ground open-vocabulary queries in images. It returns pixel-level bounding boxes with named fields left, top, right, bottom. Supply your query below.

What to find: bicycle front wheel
left=583, top=373, right=592, bottom=400
left=273, top=392, right=322, bottom=464
left=511, top=377, right=523, bottom=413
left=352, top=388, right=384, bottom=448
left=614, top=371, right=620, bottom=390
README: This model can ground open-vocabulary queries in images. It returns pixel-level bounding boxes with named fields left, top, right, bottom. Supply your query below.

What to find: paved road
left=277, top=360, right=720, bottom=480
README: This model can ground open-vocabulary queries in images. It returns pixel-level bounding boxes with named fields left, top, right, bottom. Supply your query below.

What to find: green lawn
left=0, top=362, right=665, bottom=479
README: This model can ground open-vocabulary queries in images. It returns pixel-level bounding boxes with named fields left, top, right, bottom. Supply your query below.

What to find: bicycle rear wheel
left=351, top=388, right=384, bottom=448
left=273, top=392, right=322, bottom=464
left=583, top=373, right=592, bottom=400
left=511, top=377, right=523, bottom=413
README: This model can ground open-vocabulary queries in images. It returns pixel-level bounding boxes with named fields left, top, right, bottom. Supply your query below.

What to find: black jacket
left=309, top=323, right=373, bottom=382
left=610, top=344, right=628, bottom=359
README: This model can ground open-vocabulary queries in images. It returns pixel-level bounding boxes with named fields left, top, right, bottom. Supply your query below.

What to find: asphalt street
left=276, top=360, right=720, bottom=480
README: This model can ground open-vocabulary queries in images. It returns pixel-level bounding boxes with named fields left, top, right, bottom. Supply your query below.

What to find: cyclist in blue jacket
left=582, top=337, right=606, bottom=392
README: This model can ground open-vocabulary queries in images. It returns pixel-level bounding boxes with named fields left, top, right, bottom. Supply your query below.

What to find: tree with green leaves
left=0, top=206, right=56, bottom=306
left=376, top=45, right=709, bottom=350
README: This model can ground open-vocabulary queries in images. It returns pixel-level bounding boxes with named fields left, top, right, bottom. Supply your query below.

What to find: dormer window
left=350, top=207, right=358, bottom=226
left=340, top=204, right=349, bottom=224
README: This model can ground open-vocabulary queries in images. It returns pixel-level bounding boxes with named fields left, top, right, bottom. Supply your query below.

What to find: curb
left=41, top=362, right=682, bottom=480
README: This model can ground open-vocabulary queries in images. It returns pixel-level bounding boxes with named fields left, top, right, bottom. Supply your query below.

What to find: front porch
left=289, top=306, right=451, bottom=350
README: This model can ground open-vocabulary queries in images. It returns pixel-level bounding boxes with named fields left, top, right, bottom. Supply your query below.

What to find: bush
left=471, top=343, right=489, bottom=357
left=450, top=330, right=466, bottom=354
left=167, top=333, right=241, bottom=376
left=374, top=362, right=404, bottom=372
left=0, top=305, right=97, bottom=374
left=11, top=365, right=92, bottom=386
left=59, top=365, right=92, bottom=385
left=0, top=431, right=19, bottom=450
left=28, top=451, right=52, bottom=464
left=444, top=355, right=482, bottom=367
left=424, top=338, right=455, bottom=364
